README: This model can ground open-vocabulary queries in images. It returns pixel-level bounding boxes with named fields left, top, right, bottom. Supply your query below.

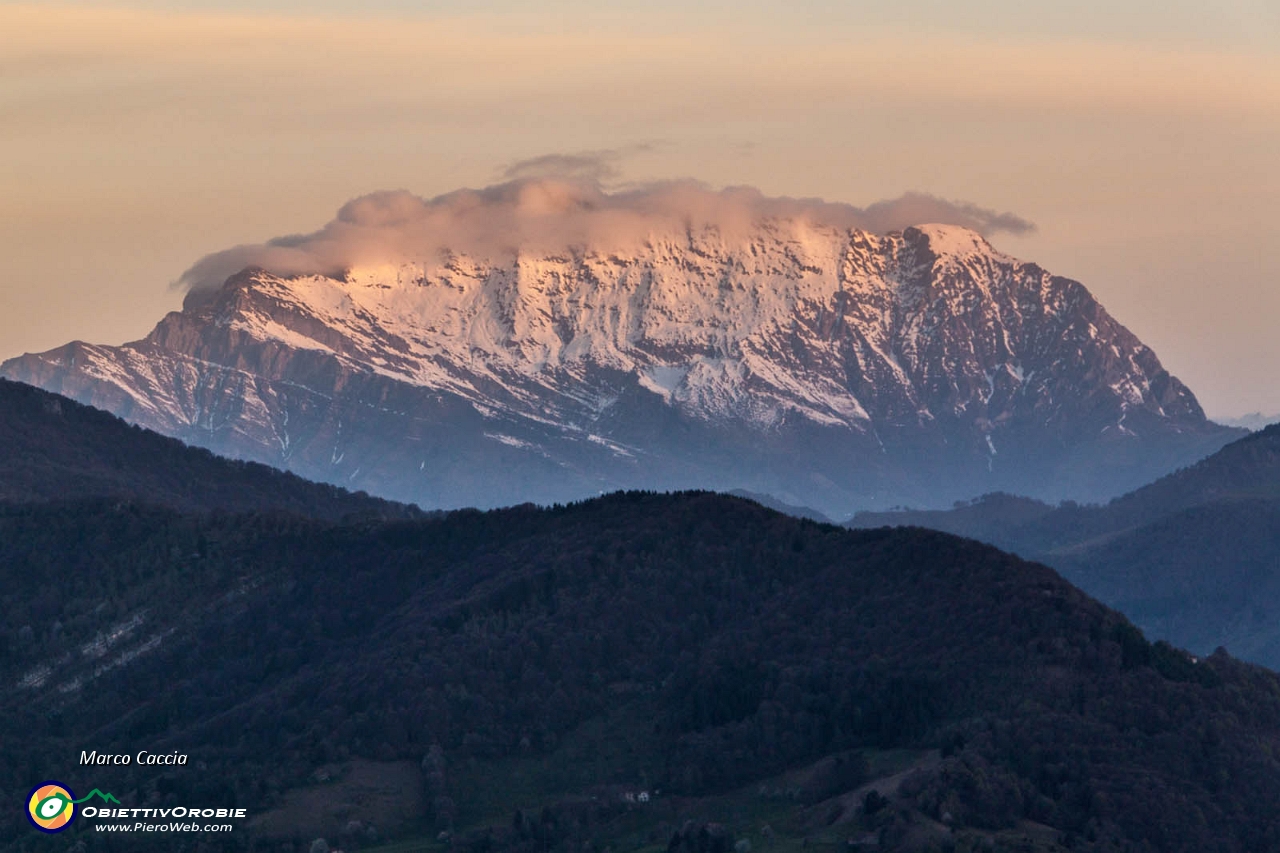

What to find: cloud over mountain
left=176, top=179, right=1033, bottom=304
left=499, top=147, right=658, bottom=183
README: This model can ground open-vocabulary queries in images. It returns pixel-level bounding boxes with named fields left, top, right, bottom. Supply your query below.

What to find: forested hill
left=0, top=379, right=417, bottom=520
left=7, top=492, right=1280, bottom=852
left=849, top=425, right=1280, bottom=667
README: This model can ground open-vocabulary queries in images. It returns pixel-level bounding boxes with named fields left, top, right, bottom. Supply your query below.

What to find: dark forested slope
left=6, top=492, right=1280, bottom=852
left=0, top=378, right=416, bottom=519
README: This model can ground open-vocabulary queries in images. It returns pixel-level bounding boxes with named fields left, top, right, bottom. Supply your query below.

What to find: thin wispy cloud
left=502, top=151, right=625, bottom=183
left=501, top=144, right=664, bottom=184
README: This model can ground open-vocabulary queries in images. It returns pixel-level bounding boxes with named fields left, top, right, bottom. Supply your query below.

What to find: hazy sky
left=2, top=1, right=1277, bottom=417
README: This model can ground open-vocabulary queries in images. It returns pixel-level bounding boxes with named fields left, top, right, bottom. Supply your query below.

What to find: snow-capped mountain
left=1, top=220, right=1237, bottom=515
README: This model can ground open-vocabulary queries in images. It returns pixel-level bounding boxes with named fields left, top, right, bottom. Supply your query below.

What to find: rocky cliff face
left=1, top=222, right=1236, bottom=515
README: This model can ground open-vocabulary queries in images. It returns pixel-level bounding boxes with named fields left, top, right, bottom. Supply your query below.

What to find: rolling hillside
left=6, top=492, right=1280, bottom=852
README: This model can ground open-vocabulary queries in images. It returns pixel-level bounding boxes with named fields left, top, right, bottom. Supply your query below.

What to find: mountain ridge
left=0, top=378, right=417, bottom=520
left=2, top=218, right=1239, bottom=514
left=850, top=423, right=1280, bottom=667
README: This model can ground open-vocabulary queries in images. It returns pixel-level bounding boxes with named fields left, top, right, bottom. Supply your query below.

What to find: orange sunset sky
left=2, top=1, right=1277, bottom=416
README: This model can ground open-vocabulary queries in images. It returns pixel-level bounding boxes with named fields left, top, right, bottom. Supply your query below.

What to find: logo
left=27, top=782, right=75, bottom=833
left=26, top=782, right=119, bottom=833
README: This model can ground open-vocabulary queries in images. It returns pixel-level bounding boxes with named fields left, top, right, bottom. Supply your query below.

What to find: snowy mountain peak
left=1, top=210, right=1233, bottom=515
